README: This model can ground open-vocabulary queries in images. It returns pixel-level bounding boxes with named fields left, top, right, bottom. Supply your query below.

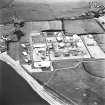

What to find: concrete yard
left=93, top=34, right=105, bottom=53
left=81, top=35, right=105, bottom=59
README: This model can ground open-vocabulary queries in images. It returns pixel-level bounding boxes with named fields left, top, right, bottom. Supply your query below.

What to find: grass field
left=31, top=71, right=53, bottom=84
left=31, top=60, right=105, bottom=105
left=83, top=60, right=105, bottom=78
left=52, top=60, right=79, bottom=70
left=46, top=63, right=105, bottom=105
left=64, top=19, right=105, bottom=34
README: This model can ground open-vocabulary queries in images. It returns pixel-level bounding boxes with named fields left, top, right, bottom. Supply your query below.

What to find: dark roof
left=42, top=29, right=62, bottom=32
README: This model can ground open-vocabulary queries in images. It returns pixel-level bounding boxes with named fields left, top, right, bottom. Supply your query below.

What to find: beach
left=0, top=60, right=49, bottom=105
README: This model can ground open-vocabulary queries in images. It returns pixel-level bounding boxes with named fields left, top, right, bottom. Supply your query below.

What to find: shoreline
left=0, top=60, right=50, bottom=105
left=0, top=52, right=72, bottom=105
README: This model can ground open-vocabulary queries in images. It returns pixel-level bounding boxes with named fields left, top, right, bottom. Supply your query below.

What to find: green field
left=31, top=60, right=105, bottom=105
left=64, top=19, right=105, bottom=34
